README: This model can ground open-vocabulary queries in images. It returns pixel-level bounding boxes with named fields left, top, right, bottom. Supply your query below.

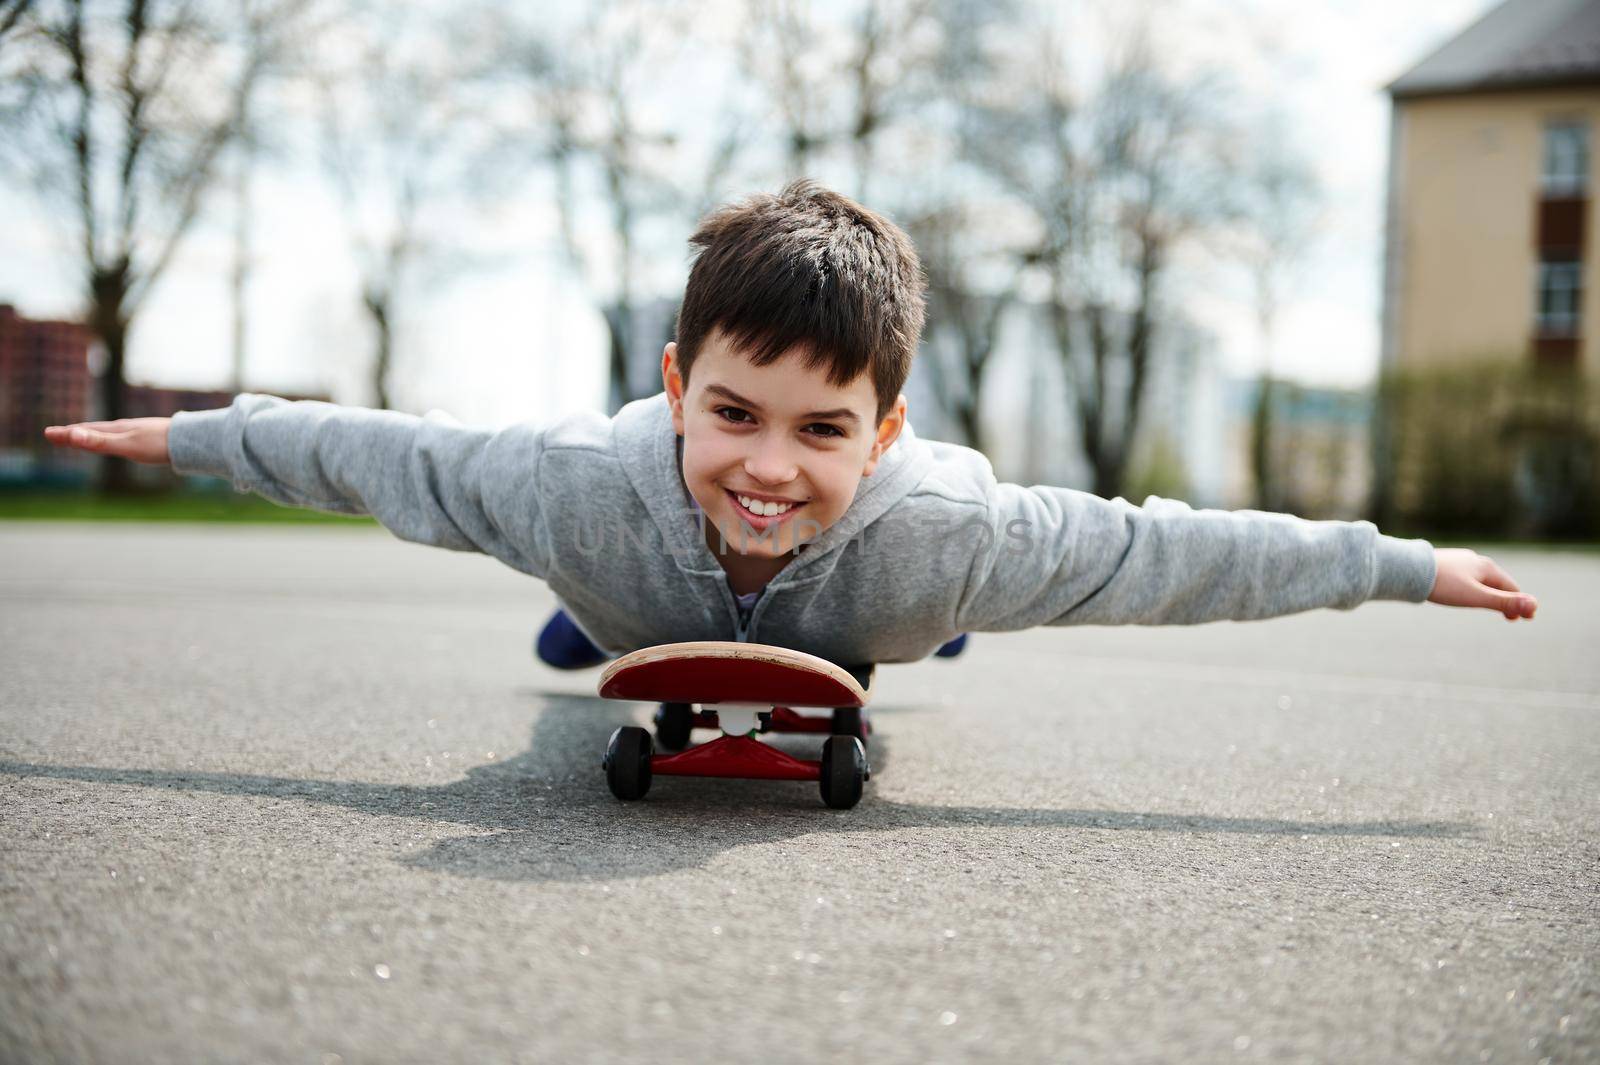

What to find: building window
left=1542, top=121, right=1590, bottom=196
left=1535, top=260, right=1582, bottom=335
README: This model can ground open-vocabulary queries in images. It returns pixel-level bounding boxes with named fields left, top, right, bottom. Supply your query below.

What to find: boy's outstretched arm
left=44, top=396, right=551, bottom=578
left=954, top=486, right=1537, bottom=632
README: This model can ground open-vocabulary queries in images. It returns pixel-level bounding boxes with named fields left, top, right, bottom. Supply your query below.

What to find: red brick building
left=0, top=303, right=329, bottom=484
left=0, top=304, right=96, bottom=482
left=0, top=304, right=93, bottom=449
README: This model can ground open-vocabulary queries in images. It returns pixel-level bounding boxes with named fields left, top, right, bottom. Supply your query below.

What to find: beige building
left=1381, top=0, right=1600, bottom=375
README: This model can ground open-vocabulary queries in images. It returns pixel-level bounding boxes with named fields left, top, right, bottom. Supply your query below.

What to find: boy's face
left=663, top=328, right=906, bottom=563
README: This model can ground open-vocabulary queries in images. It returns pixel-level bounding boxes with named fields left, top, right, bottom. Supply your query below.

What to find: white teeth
left=737, top=494, right=793, bottom=517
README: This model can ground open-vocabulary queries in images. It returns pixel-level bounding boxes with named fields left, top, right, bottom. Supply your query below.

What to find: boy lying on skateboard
left=45, top=180, right=1536, bottom=684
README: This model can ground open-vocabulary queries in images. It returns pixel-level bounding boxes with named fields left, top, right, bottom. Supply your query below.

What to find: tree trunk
left=1251, top=263, right=1278, bottom=512
left=1082, top=303, right=1116, bottom=498
left=603, top=301, right=633, bottom=414
left=1116, top=238, right=1159, bottom=493
left=364, top=288, right=392, bottom=410
left=230, top=138, right=253, bottom=394
left=90, top=260, right=134, bottom=494
left=1091, top=447, right=1124, bottom=501
left=960, top=316, right=1000, bottom=459
left=1251, top=377, right=1275, bottom=511
left=955, top=395, right=982, bottom=457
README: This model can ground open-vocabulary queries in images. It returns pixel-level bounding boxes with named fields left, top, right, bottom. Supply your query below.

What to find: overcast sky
left=0, top=0, right=1498, bottom=429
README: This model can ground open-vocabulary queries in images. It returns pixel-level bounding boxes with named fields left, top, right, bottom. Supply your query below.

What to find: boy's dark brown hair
left=674, top=179, right=926, bottom=424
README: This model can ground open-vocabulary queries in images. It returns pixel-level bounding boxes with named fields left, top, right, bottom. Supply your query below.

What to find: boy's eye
left=713, top=406, right=843, bottom=439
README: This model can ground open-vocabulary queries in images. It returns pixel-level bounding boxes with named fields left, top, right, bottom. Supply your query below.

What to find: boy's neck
left=704, top=524, right=796, bottom=596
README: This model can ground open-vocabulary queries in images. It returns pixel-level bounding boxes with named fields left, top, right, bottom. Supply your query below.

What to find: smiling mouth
left=724, top=488, right=806, bottom=523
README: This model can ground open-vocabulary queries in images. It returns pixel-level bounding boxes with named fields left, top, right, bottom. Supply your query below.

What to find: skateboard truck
left=597, top=642, right=875, bottom=809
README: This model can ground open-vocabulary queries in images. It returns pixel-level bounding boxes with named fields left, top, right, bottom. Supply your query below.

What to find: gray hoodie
left=168, top=392, right=1437, bottom=665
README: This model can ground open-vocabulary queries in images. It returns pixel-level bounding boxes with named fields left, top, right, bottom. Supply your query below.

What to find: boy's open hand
left=43, top=418, right=172, bottom=466
left=1429, top=548, right=1537, bottom=621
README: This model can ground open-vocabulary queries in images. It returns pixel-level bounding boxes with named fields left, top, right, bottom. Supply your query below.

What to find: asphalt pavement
left=1, top=523, right=1596, bottom=1064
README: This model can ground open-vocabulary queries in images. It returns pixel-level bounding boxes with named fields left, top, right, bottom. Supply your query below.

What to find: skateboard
left=597, top=641, right=876, bottom=809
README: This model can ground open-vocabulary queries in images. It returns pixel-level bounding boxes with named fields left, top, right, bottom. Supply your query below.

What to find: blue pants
left=535, top=608, right=610, bottom=670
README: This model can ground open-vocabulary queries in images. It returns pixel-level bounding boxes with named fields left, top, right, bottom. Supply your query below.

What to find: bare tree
left=0, top=0, right=310, bottom=491
left=743, top=0, right=826, bottom=180
left=0, top=0, right=32, bottom=50
left=310, top=5, right=492, bottom=411
left=968, top=13, right=1242, bottom=499
left=739, top=0, right=1010, bottom=449
left=904, top=200, right=1024, bottom=454
left=899, top=0, right=1027, bottom=453
left=743, top=0, right=942, bottom=200
left=503, top=0, right=746, bottom=412
left=1229, top=115, right=1323, bottom=511
left=227, top=0, right=327, bottom=394
left=227, top=112, right=257, bottom=395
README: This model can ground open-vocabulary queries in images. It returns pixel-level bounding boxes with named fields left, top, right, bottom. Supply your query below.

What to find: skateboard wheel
left=819, top=735, right=868, bottom=810
left=653, top=702, right=694, bottom=752
left=830, top=706, right=867, bottom=744
left=604, top=726, right=653, bottom=801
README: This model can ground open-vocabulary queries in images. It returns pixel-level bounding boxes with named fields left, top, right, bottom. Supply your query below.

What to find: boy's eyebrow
left=703, top=384, right=861, bottom=426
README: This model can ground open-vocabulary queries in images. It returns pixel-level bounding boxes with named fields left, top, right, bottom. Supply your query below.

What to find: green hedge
left=1372, top=361, right=1598, bottom=539
left=0, top=487, right=376, bottom=524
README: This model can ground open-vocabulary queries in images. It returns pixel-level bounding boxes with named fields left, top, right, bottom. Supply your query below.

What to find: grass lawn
left=0, top=488, right=376, bottom=525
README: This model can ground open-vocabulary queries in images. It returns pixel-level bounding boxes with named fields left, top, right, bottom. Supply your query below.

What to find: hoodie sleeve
left=167, top=393, right=551, bottom=578
left=954, top=483, right=1436, bottom=632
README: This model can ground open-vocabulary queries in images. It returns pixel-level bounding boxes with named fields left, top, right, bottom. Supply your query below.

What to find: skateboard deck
left=598, top=641, right=873, bottom=708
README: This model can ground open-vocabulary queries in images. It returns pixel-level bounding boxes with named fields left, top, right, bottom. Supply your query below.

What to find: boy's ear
left=861, top=394, right=908, bottom=477
left=662, top=342, right=685, bottom=435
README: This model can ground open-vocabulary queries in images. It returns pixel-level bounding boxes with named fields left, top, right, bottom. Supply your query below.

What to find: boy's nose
left=744, top=438, right=799, bottom=486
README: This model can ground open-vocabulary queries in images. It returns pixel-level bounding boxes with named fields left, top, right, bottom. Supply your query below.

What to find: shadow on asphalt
left=0, top=690, right=1477, bottom=884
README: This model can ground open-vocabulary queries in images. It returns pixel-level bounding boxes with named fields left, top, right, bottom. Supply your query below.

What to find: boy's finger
left=44, top=426, right=99, bottom=443
left=1480, top=560, right=1521, bottom=593
left=1485, top=586, right=1537, bottom=618
left=66, top=427, right=120, bottom=450
left=46, top=421, right=123, bottom=432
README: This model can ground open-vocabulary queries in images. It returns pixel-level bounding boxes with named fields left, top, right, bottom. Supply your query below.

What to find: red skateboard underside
left=599, top=655, right=864, bottom=708
left=651, top=733, right=822, bottom=781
